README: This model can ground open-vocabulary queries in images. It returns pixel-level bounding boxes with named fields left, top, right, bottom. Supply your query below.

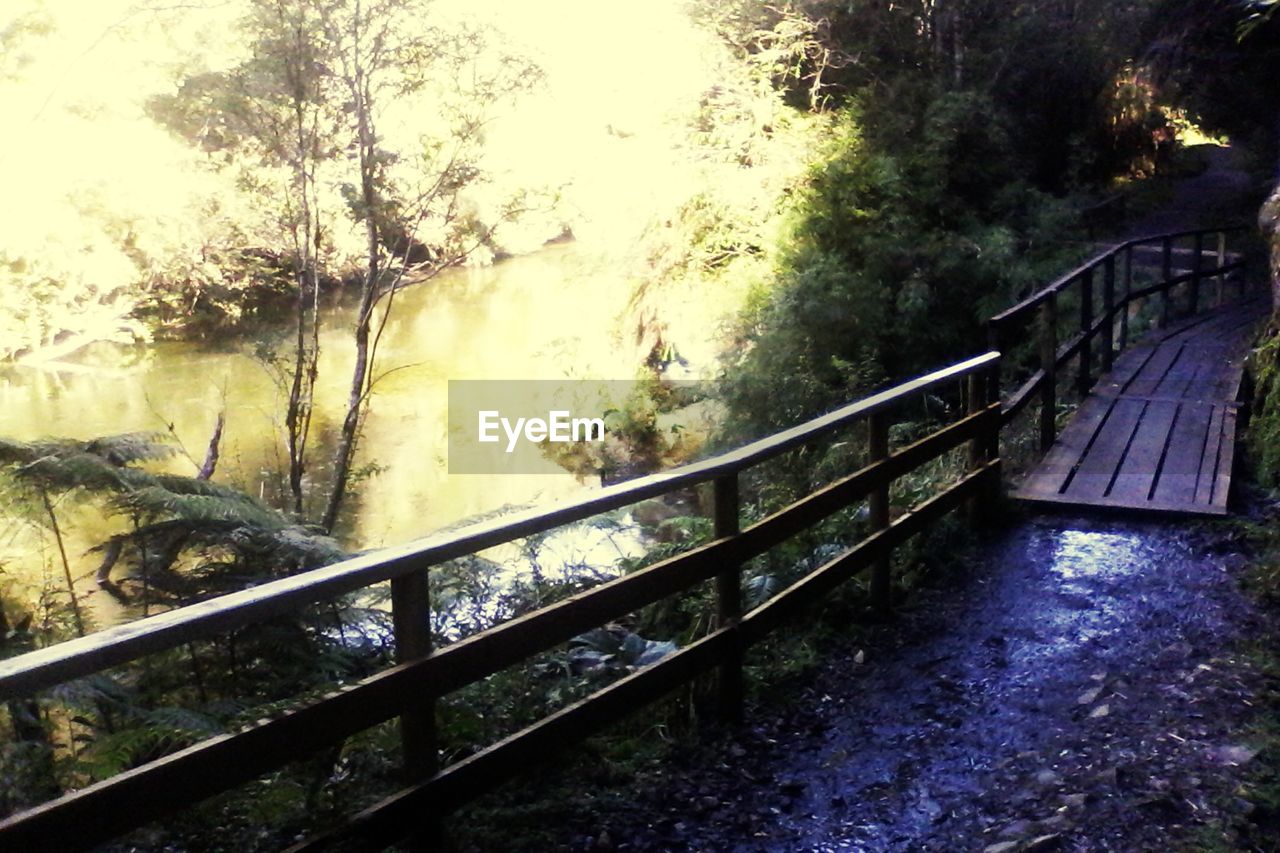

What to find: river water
left=0, top=243, right=652, bottom=626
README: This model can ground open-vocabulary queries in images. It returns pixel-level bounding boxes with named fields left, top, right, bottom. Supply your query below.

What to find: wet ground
left=561, top=510, right=1278, bottom=851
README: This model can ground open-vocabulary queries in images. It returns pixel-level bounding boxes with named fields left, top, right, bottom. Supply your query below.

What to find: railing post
left=1039, top=292, right=1057, bottom=454
left=1077, top=270, right=1094, bottom=396
left=985, top=322, right=1002, bottom=460
left=968, top=373, right=985, bottom=473
left=1160, top=236, right=1173, bottom=328
left=713, top=474, right=742, bottom=724
left=1190, top=230, right=1204, bottom=315
left=391, top=568, right=436, bottom=781
left=1216, top=231, right=1227, bottom=307
left=868, top=412, right=891, bottom=610
left=1240, top=241, right=1249, bottom=298
left=1121, top=244, right=1132, bottom=349
left=1101, top=255, right=1115, bottom=373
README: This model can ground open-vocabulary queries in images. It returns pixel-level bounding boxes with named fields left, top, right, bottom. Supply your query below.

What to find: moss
left=1252, top=332, right=1280, bottom=487
left=1249, top=183, right=1280, bottom=486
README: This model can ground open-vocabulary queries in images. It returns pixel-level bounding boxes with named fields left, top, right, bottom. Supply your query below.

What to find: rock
left=1207, top=745, right=1258, bottom=765
left=1061, top=792, right=1087, bottom=809
left=631, top=499, right=680, bottom=528
left=1034, top=769, right=1062, bottom=787
left=1088, top=703, right=1110, bottom=718
left=983, top=842, right=1020, bottom=853
left=1158, top=641, right=1194, bottom=662
left=1024, top=833, right=1062, bottom=851
left=1076, top=686, right=1103, bottom=705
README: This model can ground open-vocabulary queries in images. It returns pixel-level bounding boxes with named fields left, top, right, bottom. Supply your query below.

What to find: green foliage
left=1249, top=332, right=1280, bottom=488
left=723, top=95, right=1078, bottom=439
left=0, top=430, right=344, bottom=617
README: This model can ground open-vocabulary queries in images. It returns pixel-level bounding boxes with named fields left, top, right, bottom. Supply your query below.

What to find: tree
left=152, top=0, right=539, bottom=532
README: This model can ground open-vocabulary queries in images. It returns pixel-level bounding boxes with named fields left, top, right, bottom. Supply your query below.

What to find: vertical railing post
left=1077, top=270, right=1093, bottom=396
left=1120, top=243, right=1132, bottom=350
left=391, top=568, right=436, bottom=781
left=713, top=474, right=742, bottom=724
left=1160, top=236, right=1173, bottom=328
left=868, top=412, right=891, bottom=610
left=968, top=373, right=985, bottom=472
left=1101, top=254, right=1115, bottom=373
left=1216, top=231, right=1227, bottom=307
left=1190, top=230, right=1204, bottom=315
left=985, top=321, right=1002, bottom=460
left=1240, top=240, right=1249, bottom=298
left=1039, top=292, right=1058, bottom=454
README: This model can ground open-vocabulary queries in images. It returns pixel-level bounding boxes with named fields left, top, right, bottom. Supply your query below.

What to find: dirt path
left=1124, top=145, right=1259, bottom=236
left=563, top=515, right=1276, bottom=851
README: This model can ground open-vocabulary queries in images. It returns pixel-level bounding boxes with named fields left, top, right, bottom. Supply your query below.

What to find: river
left=0, top=243, right=653, bottom=628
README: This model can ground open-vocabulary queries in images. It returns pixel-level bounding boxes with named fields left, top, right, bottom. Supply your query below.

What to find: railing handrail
left=989, top=224, right=1251, bottom=326
left=0, top=352, right=1000, bottom=702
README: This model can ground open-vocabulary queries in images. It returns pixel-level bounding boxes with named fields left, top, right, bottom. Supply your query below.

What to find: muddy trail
left=553, top=512, right=1278, bottom=852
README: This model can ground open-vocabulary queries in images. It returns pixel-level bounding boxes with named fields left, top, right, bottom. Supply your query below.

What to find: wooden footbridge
left=987, top=226, right=1266, bottom=515
left=0, top=226, right=1265, bottom=850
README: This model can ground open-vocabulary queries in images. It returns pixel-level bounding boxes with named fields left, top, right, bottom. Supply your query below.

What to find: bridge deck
left=1014, top=295, right=1269, bottom=516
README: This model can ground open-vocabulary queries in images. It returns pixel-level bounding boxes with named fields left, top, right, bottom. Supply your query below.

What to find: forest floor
left=507, top=145, right=1280, bottom=852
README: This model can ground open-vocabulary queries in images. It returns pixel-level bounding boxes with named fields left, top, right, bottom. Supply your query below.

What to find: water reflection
left=0, top=244, right=654, bottom=626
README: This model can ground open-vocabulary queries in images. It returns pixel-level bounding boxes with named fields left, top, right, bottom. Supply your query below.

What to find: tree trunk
left=321, top=44, right=380, bottom=535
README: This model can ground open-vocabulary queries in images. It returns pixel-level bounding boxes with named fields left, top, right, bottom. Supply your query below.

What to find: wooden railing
left=987, top=225, right=1252, bottom=454
left=0, top=353, right=1002, bottom=850
left=0, top=223, right=1256, bottom=850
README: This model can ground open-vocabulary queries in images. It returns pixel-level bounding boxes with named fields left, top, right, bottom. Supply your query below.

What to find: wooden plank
left=1154, top=344, right=1205, bottom=400
left=1093, top=343, right=1159, bottom=397
left=1213, top=407, right=1238, bottom=510
left=1015, top=396, right=1115, bottom=497
left=1194, top=405, right=1227, bottom=506
left=1151, top=402, right=1214, bottom=506
left=1013, top=489, right=1230, bottom=517
left=1123, top=344, right=1184, bottom=397
left=1060, top=397, right=1145, bottom=500
left=1107, top=400, right=1178, bottom=503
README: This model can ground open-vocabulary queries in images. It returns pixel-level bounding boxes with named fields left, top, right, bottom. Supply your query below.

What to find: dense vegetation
left=3, top=0, right=1279, bottom=849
